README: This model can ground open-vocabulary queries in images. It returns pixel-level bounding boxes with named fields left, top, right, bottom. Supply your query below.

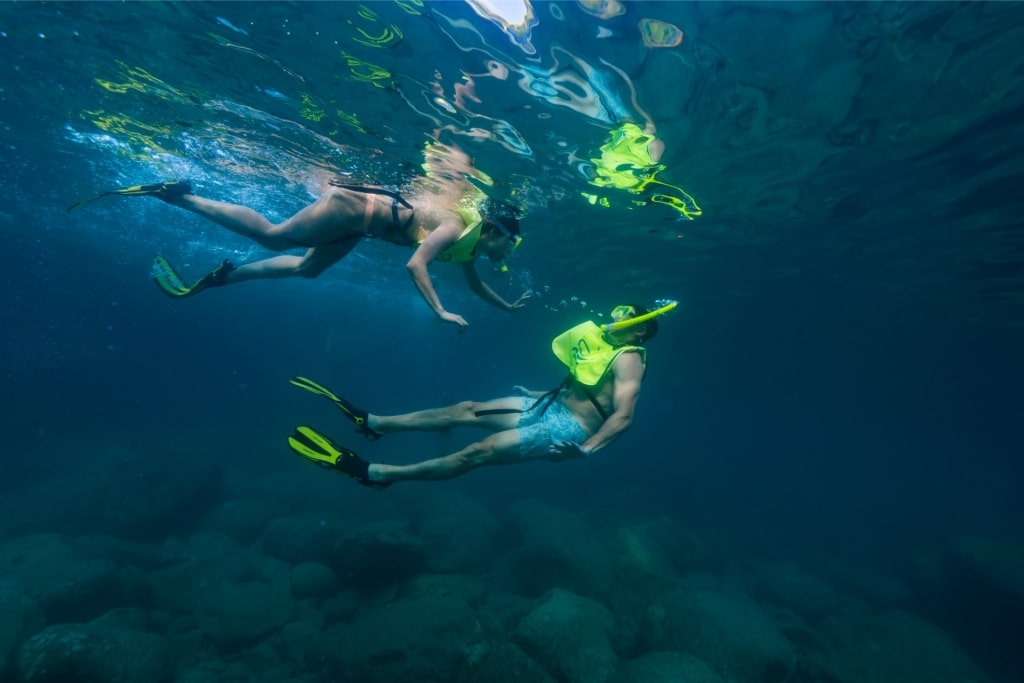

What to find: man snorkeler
left=287, top=302, right=675, bottom=487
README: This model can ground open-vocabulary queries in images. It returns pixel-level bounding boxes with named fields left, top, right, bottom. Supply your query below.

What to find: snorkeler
left=68, top=141, right=530, bottom=329
left=287, top=302, right=675, bottom=488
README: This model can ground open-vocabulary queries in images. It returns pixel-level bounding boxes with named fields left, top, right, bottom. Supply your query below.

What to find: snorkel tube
left=600, top=299, right=678, bottom=332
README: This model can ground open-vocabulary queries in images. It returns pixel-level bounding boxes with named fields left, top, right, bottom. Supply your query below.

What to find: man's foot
left=67, top=180, right=192, bottom=211
left=289, top=376, right=383, bottom=440
left=288, top=426, right=390, bottom=489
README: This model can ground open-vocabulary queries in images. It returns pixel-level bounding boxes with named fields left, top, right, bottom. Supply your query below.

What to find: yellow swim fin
left=151, top=256, right=234, bottom=298
left=289, top=376, right=381, bottom=440
left=287, top=425, right=388, bottom=488
left=67, top=180, right=192, bottom=212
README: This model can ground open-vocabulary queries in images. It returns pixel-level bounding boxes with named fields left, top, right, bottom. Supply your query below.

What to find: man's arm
left=406, top=220, right=466, bottom=327
left=461, top=261, right=530, bottom=312
left=576, top=352, right=644, bottom=456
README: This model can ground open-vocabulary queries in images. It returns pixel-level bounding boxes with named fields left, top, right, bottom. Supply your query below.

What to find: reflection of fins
left=67, top=180, right=192, bottom=212
left=288, top=425, right=388, bottom=489
left=151, top=255, right=234, bottom=298
left=290, top=376, right=382, bottom=440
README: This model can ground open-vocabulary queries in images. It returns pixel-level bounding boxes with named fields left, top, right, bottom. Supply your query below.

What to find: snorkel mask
left=601, top=300, right=678, bottom=332
left=491, top=214, right=522, bottom=273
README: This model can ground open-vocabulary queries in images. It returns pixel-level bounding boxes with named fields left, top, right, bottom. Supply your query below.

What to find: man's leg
left=369, top=397, right=526, bottom=435
left=367, top=428, right=522, bottom=484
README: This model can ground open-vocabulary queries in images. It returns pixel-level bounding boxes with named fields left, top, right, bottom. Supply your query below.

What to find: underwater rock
left=479, top=591, right=538, bottom=635
left=147, top=531, right=294, bottom=647
left=949, top=534, right=1024, bottom=605
left=607, top=573, right=796, bottom=682
left=825, top=609, right=989, bottom=683
left=495, top=499, right=616, bottom=598
left=406, top=492, right=502, bottom=573
left=195, top=579, right=294, bottom=646
left=323, top=593, right=485, bottom=683
left=817, top=557, right=910, bottom=606
left=610, top=650, right=724, bottom=683
left=466, top=642, right=556, bottom=683
left=18, top=456, right=225, bottom=541
left=750, top=559, right=841, bottom=619
left=268, top=619, right=329, bottom=675
left=325, top=520, right=431, bottom=591
left=398, top=572, right=487, bottom=607
left=289, top=561, right=337, bottom=600
left=0, top=587, right=43, bottom=680
left=512, top=587, right=618, bottom=683
left=676, top=580, right=796, bottom=682
left=16, top=623, right=169, bottom=683
left=0, top=534, right=122, bottom=623
left=200, top=497, right=287, bottom=545
left=259, top=513, right=346, bottom=566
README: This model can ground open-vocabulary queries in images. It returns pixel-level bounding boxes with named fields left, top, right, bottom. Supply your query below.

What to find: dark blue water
left=1, top=2, right=1022, bottom=682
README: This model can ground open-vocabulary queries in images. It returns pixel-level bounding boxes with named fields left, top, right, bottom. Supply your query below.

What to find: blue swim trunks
left=516, top=397, right=589, bottom=460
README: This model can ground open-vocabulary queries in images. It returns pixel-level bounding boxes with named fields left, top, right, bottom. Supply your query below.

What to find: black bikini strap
left=331, top=182, right=413, bottom=209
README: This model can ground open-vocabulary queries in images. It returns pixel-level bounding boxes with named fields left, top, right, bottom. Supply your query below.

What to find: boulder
left=512, top=588, right=619, bottom=683
left=289, top=562, right=337, bottom=600
left=466, top=642, right=556, bottom=683
left=0, top=534, right=121, bottom=622
left=751, top=560, right=840, bottom=619
left=147, top=533, right=295, bottom=647
left=496, top=499, right=615, bottom=598
left=16, top=623, right=169, bottom=683
left=0, top=586, right=43, bottom=678
left=611, top=651, right=724, bottom=683
left=200, top=497, right=286, bottom=545
left=608, top=573, right=796, bottom=683
left=323, top=593, right=485, bottom=683
left=826, top=609, right=990, bottom=683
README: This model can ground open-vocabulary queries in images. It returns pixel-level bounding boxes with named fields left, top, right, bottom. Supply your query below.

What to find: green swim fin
left=67, top=180, right=192, bottom=212
left=151, top=255, right=234, bottom=298
left=288, top=425, right=388, bottom=488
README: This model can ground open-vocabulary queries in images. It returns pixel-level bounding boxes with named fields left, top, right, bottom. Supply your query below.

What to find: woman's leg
left=368, top=428, right=523, bottom=483
left=369, top=397, right=526, bottom=435
left=166, top=189, right=366, bottom=250
left=227, top=240, right=360, bottom=284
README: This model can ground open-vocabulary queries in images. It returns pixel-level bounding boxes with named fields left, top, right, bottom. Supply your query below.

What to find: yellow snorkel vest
left=551, top=321, right=646, bottom=386
left=588, top=122, right=657, bottom=191
left=423, top=205, right=483, bottom=263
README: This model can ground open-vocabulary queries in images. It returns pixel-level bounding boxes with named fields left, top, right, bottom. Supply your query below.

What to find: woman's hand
left=508, top=290, right=533, bottom=311
left=439, top=310, right=469, bottom=330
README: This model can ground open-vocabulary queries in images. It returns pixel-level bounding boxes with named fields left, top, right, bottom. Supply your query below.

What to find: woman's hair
left=482, top=199, right=520, bottom=237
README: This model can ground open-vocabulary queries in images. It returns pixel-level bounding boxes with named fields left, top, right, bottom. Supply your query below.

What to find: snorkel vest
left=589, top=122, right=659, bottom=191
left=551, top=321, right=646, bottom=386
left=426, top=205, right=483, bottom=263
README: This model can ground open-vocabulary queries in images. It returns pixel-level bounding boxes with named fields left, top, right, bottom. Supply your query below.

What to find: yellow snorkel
left=601, top=300, right=677, bottom=332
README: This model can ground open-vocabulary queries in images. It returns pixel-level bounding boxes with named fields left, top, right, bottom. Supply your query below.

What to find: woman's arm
left=406, top=221, right=466, bottom=327
left=461, top=261, right=532, bottom=312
